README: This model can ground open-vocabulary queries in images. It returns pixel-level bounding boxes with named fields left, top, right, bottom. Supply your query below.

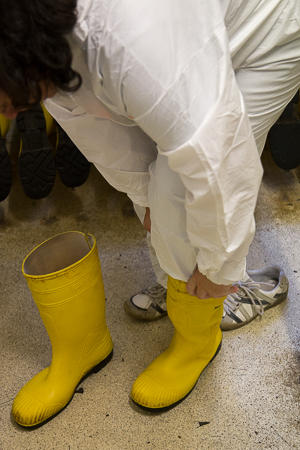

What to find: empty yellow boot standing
left=12, top=232, right=113, bottom=427
left=131, top=276, right=225, bottom=410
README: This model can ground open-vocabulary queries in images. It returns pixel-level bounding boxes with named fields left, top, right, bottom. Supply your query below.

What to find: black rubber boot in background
left=17, top=106, right=56, bottom=199
left=269, top=91, right=300, bottom=171
left=56, top=124, right=91, bottom=188
left=0, top=132, right=12, bottom=202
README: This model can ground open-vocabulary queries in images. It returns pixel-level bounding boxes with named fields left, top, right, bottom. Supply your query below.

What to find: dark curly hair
left=0, top=0, right=82, bottom=109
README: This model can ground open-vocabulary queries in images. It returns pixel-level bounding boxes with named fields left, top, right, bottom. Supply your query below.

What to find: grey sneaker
left=221, top=265, right=289, bottom=331
left=124, top=284, right=167, bottom=321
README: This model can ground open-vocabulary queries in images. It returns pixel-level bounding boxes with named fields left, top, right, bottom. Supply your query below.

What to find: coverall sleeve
left=118, top=0, right=263, bottom=285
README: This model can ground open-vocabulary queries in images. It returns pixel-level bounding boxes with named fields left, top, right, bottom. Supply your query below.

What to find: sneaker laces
left=142, top=284, right=167, bottom=300
left=223, top=280, right=274, bottom=317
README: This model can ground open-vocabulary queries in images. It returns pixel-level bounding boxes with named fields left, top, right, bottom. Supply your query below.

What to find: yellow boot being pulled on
left=131, top=276, right=225, bottom=411
left=12, top=232, right=113, bottom=428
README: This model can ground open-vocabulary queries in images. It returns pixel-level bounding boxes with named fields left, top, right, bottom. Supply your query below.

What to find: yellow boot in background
left=0, top=114, right=12, bottom=201
left=131, top=276, right=224, bottom=411
left=12, top=231, right=113, bottom=427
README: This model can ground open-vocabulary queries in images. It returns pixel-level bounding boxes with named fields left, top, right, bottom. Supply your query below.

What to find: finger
left=186, top=278, right=197, bottom=296
left=229, top=285, right=238, bottom=294
left=195, top=289, right=210, bottom=300
left=143, top=207, right=151, bottom=232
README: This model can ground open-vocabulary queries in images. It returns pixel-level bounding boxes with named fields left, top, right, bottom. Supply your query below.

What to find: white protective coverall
left=45, top=0, right=300, bottom=287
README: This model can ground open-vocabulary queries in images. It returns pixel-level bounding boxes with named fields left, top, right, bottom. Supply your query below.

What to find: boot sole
left=17, top=108, right=56, bottom=199
left=132, top=341, right=222, bottom=413
left=56, top=125, right=91, bottom=188
left=0, top=134, right=12, bottom=202
left=15, top=349, right=113, bottom=430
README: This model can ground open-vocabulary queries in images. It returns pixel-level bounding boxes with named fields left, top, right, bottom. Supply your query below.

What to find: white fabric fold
left=45, top=0, right=300, bottom=285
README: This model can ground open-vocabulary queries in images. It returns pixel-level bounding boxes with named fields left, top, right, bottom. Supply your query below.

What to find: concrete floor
left=0, top=141, right=299, bottom=450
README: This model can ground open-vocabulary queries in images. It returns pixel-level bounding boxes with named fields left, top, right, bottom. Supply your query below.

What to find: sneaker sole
left=17, top=108, right=56, bottom=199
left=220, top=291, right=288, bottom=331
left=56, top=125, right=91, bottom=188
left=0, top=134, right=12, bottom=202
left=124, top=300, right=167, bottom=321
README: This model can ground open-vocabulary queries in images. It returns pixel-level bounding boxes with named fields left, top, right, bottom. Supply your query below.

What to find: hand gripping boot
left=12, top=231, right=113, bottom=427
left=131, top=276, right=224, bottom=411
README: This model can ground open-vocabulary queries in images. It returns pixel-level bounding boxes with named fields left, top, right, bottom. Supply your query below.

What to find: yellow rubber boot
left=12, top=231, right=113, bottom=427
left=0, top=114, right=11, bottom=137
left=131, top=276, right=225, bottom=411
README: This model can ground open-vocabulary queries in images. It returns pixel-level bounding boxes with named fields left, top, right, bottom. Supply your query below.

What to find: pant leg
left=235, top=37, right=300, bottom=156
left=148, top=155, right=197, bottom=283
left=147, top=37, right=300, bottom=285
left=133, top=203, right=168, bottom=288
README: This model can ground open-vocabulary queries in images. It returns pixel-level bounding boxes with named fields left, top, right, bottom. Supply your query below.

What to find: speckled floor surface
left=1, top=142, right=299, bottom=450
